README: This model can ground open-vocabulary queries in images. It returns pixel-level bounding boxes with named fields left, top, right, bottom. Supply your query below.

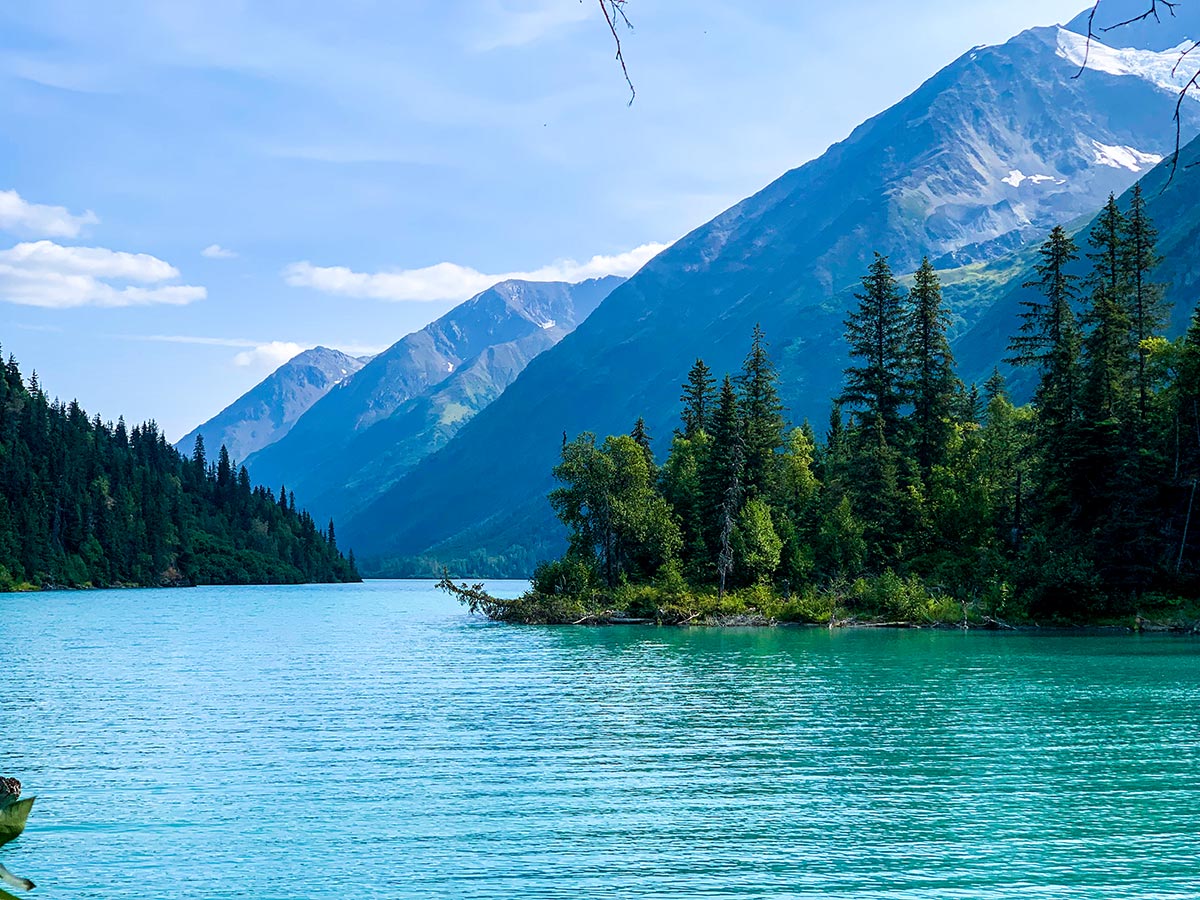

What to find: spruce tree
left=1082, top=194, right=1136, bottom=422
left=701, top=376, right=745, bottom=570
left=984, top=369, right=1007, bottom=406
left=1007, top=226, right=1083, bottom=446
left=841, top=253, right=907, bottom=443
left=631, top=417, right=655, bottom=471
left=738, top=325, right=786, bottom=497
left=1080, top=284, right=1132, bottom=422
left=191, top=433, right=207, bottom=468
left=679, top=358, right=716, bottom=438
left=1122, top=183, right=1168, bottom=421
left=905, top=258, right=958, bottom=485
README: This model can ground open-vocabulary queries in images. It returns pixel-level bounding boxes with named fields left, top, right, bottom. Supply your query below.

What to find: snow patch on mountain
left=1056, top=28, right=1200, bottom=95
left=1001, top=170, right=1065, bottom=187
left=1091, top=141, right=1163, bottom=172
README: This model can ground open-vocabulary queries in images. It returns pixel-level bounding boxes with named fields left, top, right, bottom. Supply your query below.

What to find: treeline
left=0, top=351, right=359, bottom=590
left=522, top=186, right=1200, bottom=623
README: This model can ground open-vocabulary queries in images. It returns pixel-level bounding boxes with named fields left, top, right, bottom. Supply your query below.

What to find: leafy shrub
left=531, top=556, right=596, bottom=596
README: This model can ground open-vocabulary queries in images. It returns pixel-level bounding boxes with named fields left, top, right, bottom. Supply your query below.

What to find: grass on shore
left=440, top=571, right=1200, bottom=631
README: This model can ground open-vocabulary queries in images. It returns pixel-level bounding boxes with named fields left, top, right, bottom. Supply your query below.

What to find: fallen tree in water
left=437, top=573, right=607, bottom=625
left=439, top=570, right=970, bottom=627
left=437, top=570, right=1200, bottom=630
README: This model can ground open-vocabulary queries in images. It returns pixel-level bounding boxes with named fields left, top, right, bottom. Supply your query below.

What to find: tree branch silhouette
left=1075, top=0, right=1200, bottom=181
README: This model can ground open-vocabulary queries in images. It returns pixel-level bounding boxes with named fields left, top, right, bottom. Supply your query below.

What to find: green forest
left=446, top=186, right=1200, bottom=627
left=0, top=351, right=359, bottom=591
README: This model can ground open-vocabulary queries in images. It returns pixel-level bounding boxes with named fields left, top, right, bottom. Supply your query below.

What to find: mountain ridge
left=177, top=346, right=366, bottom=464
left=243, top=275, right=624, bottom=521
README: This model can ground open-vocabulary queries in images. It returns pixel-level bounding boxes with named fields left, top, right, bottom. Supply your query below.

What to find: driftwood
left=0, top=788, right=34, bottom=893
left=571, top=610, right=616, bottom=625
left=0, top=865, right=33, bottom=893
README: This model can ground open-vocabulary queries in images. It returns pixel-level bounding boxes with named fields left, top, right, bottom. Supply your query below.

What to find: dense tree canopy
left=525, top=189, right=1200, bottom=623
left=0, top=352, right=358, bottom=591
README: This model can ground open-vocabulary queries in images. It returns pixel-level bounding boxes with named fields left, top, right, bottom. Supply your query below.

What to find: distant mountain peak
left=176, top=346, right=365, bottom=462
left=239, top=274, right=626, bottom=522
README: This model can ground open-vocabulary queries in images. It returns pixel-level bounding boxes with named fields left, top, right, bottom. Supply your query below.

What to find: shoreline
left=535, top=614, right=1200, bottom=635
left=1, top=577, right=362, bottom=594
left=436, top=577, right=1200, bottom=634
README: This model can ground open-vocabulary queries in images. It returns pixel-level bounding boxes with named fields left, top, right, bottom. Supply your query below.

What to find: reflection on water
left=2, top=580, right=1199, bottom=898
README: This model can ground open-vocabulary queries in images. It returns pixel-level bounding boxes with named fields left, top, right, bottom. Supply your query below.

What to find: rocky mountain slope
left=176, top=347, right=366, bottom=463
left=244, top=276, right=622, bottom=520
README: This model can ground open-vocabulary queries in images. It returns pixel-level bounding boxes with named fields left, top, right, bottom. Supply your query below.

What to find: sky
left=0, top=0, right=1089, bottom=440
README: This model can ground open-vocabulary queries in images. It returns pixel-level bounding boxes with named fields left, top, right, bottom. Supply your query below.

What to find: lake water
left=2, top=580, right=1199, bottom=899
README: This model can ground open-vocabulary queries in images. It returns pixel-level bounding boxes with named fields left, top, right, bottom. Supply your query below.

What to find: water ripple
left=1, top=581, right=1199, bottom=898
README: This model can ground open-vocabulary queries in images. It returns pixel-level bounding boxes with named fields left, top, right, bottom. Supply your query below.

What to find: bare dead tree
left=1076, top=0, right=1200, bottom=180
left=596, top=0, right=635, bottom=103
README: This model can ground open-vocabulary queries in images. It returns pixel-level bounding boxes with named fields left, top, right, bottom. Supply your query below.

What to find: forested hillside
left=459, top=188, right=1200, bottom=624
left=0, top=351, right=359, bottom=591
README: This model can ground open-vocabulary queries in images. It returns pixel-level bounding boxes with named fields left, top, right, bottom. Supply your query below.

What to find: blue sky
left=0, top=0, right=1087, bottom=441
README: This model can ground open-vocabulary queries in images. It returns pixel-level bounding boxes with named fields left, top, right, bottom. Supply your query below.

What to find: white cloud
left=1, top=241, right=179, bottom=281
left=469, top=0, right=595, bottom=51
left=109, top=333, right=388, bottom=364
left=0, top=189, right=98, bottom=238
left=283, top=241, right=668, bottom=303
left=0, top=240, right=205, bottom=309
left=202, top=243, right=238, bottom=259
left=233, top=341, right=306, bottom=368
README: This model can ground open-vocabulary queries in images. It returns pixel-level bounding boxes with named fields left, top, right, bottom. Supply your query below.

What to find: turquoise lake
left=2, top=580, right=1199, bottom=898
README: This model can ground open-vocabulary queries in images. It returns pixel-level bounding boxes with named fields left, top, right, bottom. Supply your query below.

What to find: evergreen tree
left=1080, top=283, right=1133, bottom=422
left=679, top=359, right=716, bottom=438
left=984, top=369, right=1008, bottom=407
left=1007, top=226, right=1083, bottom=462
left=841, top=253, right=908, bottom=443
left=1122, top=183, right=1169, bottom=422
left=631, top=417, right=655, bottom=472
left=738, top=325, right=786, bottom=497
left=1082, top=194, right=1136, bottom=421
left=905, top=257, right=959, bottom=485
left=702, top=376, right=745, bottom=584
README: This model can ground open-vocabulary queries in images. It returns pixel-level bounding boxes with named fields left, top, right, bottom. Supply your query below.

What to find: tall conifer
left=738, top=325, right=786, bottom=497
left=841, top=253, right=907, bottom=443
left=905, top=258, right=958, bottom=484
left=679, top=359, right=716, bottom=438
left=1122, top=183, right=1168, bottom=421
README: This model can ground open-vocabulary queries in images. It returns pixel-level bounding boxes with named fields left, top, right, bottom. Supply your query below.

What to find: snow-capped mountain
left=339, top=7, right=1200, bottom=571
left=1065, top=0, right=1200, bottom=52
left=176, top=347, right=367, bottom=464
